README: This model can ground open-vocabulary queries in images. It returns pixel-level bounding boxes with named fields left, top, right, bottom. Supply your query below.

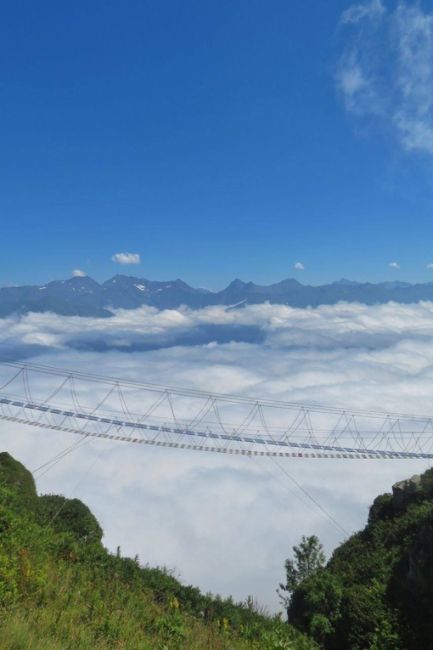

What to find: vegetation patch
left=286, top=469, right=433, bottom=649
left=0, top=451, right=316, bottom=649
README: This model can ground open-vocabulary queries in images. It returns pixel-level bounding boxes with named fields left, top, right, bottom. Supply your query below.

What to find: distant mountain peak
left=332, top=278, right=360, bottom=286
left=378, top=281, right=412, bottom=289
left=274, top=278, right=302, bottom=288
left=226, top=278, right=247, bottom=290
left=67, top=275, right=99, bottom=286
left=1, top=275, right=433, bottom=318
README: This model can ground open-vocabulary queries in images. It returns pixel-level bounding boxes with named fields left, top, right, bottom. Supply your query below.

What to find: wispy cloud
left=389, top=261, right=400, bottom=269
left=340, top=0, right=385, bottom=26
left=427, top=263, right=433, bottom=269
left=72, top=269, right=87, bottom=277
left=111, top=252, right=140, bottom=265
left=294, top=261, right=305, bottom=270
left=337, top=1, right=433, bottom=156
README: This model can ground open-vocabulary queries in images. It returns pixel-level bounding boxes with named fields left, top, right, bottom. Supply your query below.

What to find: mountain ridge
left=2, top=275, right=433, bottom=317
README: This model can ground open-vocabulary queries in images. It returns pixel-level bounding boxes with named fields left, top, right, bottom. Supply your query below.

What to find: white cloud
left=2, top=301, right=433, bottom=612
left=388, top=261, right=400, bottom=269
left=294, top=262, right=305, bottom=271
left=336, top=54, right=380, bottom=115
left=340, top=0, right=385, bottom=25
left=111, top=252, right=140, bottom=265
left=6, top=300, right=433, bottom=356
left=72, top=269, right=87, bottom=277
left=338, top=1, right=433, bottom=156
left=337, top=61, right=368, bottom=96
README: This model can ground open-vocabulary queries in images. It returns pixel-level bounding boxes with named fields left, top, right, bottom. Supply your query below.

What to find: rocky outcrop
left=392, top=473, right=422, bottom=513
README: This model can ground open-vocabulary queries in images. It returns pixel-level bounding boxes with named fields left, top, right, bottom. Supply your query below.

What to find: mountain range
left=1, top=275, right=433, bottom=317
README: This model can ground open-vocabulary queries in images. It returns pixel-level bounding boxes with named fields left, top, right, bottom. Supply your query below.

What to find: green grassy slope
left=0, top=452, right=316, bottom=649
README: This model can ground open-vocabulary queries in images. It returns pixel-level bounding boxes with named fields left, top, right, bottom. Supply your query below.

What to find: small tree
left=278, top=535, right=325, bottom=619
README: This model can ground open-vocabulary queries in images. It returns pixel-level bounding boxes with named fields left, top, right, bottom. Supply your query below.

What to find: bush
left=37, top=495, right=103, bottom=543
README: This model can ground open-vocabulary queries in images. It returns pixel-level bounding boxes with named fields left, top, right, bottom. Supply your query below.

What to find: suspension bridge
left=0, top=361, right=432, bottom=461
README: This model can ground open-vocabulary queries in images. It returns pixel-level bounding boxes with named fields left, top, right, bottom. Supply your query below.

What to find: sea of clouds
left=1, top=301, right=432, bottom=612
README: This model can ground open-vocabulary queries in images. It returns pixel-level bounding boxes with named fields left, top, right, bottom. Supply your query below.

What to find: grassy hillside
left=0, top=452, right=316, bottom=649
left=289, top=468, right=433, bottom=650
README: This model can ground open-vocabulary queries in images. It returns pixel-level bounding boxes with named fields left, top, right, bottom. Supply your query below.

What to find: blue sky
left=2, top=0, right=433, bottom=288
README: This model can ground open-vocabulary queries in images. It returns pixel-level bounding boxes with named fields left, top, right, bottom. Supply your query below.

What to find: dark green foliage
left=279, top=535, right=325, bottom=617
left=0, top=452, right=37, bottom=508
left=288, top=468, right=433, bottom=649
left=37, top=495, right=103, bottom=543
left=420, top=467, right=433, bottom=498
left=0, top=451, right=316, bottom=649
left=290, top=570, right=343, bottom=646
left=368, top=493, right=393, bottom=525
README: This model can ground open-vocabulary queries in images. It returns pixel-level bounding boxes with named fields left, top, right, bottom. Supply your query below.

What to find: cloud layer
left=337, top=0, right=433, bottom=156
left=1, top=301, right=432, bottom=612
left=4, top=301, right=433, bottom=362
